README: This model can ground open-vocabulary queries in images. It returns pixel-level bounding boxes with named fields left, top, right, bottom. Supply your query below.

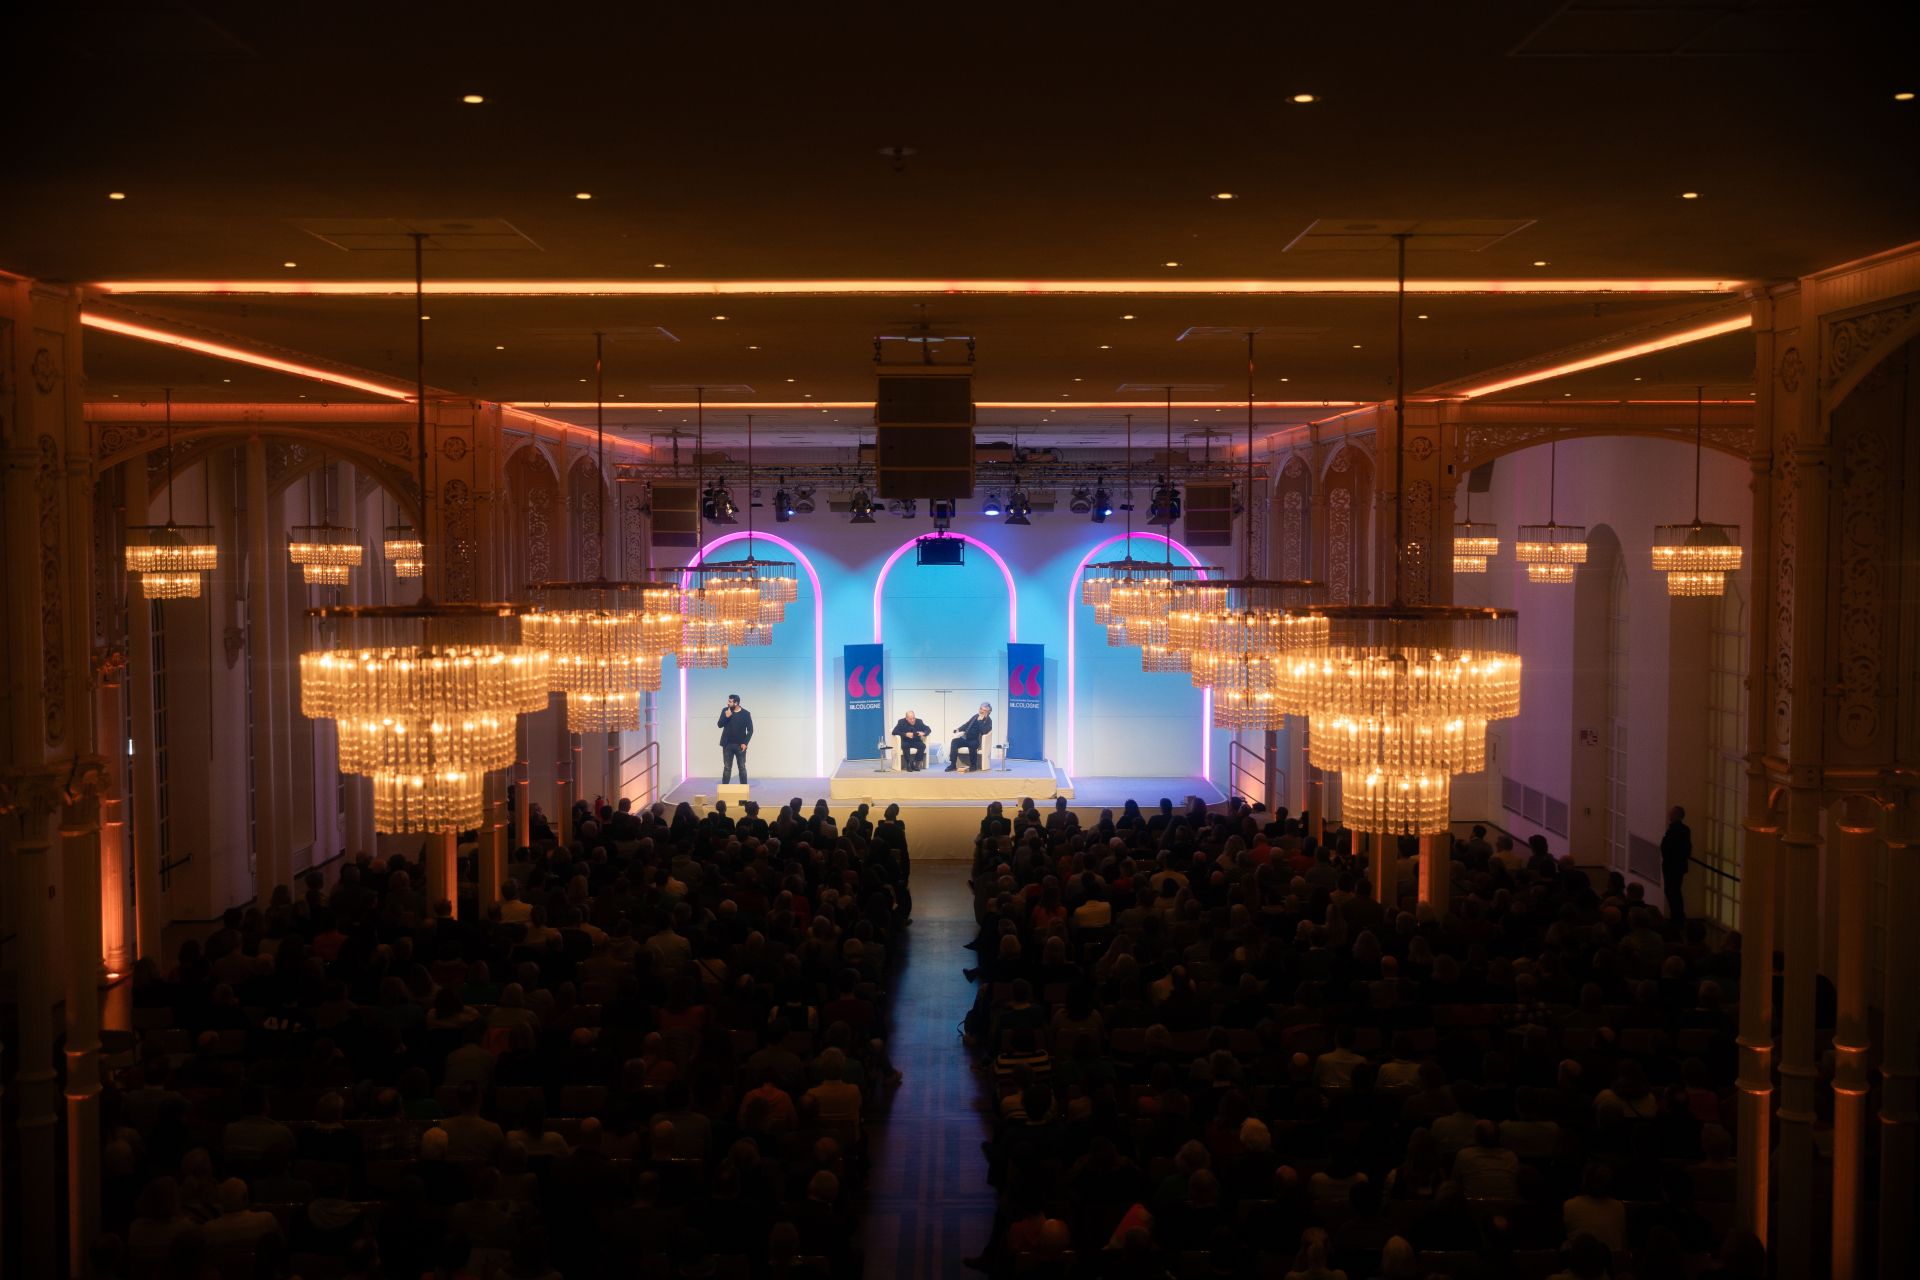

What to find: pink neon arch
left=678, top=532, right=826, bottom=779
left=1067, top=533, right=1213, bottom=778
left=871, top=533, right=1019, bottom=643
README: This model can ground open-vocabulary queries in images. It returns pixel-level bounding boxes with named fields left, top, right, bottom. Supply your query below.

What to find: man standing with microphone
left=718, top=693, right=754, bottom=784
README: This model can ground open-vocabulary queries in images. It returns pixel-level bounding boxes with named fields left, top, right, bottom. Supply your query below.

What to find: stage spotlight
left=1090, top=487, right=1113, bottom=523
left=930, top=499, right=956, bottom=531
left=773, top=488, right=795, bottom=522
left=1069, top=486, right=1093, bottom=515
left=1005, top=489, right=1032, bottom=526
left=703, top=483, right=738, bottom=524
left=794, top=487, right=816, bottom=514
left=849, top=490, right=877, bottom=523
left=980, top=491, right=1003, bottom=517
left=1147, top=477, right=1180, bottom=526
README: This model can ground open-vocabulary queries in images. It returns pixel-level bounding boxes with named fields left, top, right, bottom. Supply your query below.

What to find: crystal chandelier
left=1651, top=387, right=1742, bottom=597
left=288, top=456, right=364, bottom=587
left=1080, top=417, right=1157, bottom=631
left=1299, top=235, right=1525, bottom=838
left=1515, top=440, right=1586, bottom=586
left=522, top=333, right=683, bottom=732
left=384, top=522, right=425, bottom=578
left=301, top=234, right=552, bottom=835
left=1160, top=336, right=1319, bottom=712
left=126, top=389, right=219, bottom=600
left=1452, top=484, right=1499, bottom=575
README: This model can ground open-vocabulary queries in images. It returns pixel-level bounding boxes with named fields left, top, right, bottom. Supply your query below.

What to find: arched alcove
left=1321, top=445, right=1373, bottom=604
left=1571, top=525, right=1626, bottom=869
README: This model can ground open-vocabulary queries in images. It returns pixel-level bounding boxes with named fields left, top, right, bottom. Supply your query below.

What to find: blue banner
left=1007, top=643, right=1045, bottom=760
left=844, top=643, right=887, bottom=759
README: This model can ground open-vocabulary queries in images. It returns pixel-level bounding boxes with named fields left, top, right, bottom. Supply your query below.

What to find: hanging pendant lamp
left=520, top=332, right=683, bottom=732
left=288, top=454, right=364, bottom=586
left=300, top=234, right=552, bottom=834
left=1289, top=235, right=1523, bottom=837
left=675, top=389, right=735, bottom=667
left=1651, top=386, right=1742, bottom=597
left=1515, top=440, right=1586, bottom=584
left=1452, top=486, right=1499, bottom=575
left=126, top=389, right=220, bottom=599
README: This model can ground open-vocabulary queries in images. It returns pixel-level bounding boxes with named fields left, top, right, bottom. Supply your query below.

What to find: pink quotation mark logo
left=847, top=666, right=866, bottom=698
left=866, top=667, right=883, bottom=697
left=1010, top=665, right=1041, bottom=697
left=849, top=665, right=884, bottom=698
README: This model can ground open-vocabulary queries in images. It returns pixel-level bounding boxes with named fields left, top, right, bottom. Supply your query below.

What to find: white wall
left=1450, top=434, right=1751, bottom=868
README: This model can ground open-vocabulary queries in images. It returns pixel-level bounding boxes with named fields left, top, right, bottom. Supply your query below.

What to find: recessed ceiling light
left=785, top=378, right=795, bottom=382
left=712, top=314, right=727, bottom=320
left=222, top=378, right=231, bottom=383
left=1164, top=261, right=1180, bottom=267
left=1896, top=91, right=1915, bottom=101
left=1121, top=314, right=1135, bottom=320
left=1073, top=377, right=1083, bottom=382
left=1280, top=377, right=1289, bottom=382
left=1680, top=191, right=1700, bottom=199
left=1564, top=391, right=1573, bottom=397
left=495, top=344, right=505, bottom=350
left=283, top=261, right=297, bottom=268
left=462, top=94, right=485, bottom=105
left=1416, top=313, right=1429, bottom=320
left=108, top=192, right=126, bottom=200
left=419, top=314, right=431, bottom=320
left=1099, top=344, right=1111, bottom=349
left=1213, top=192, right=1235, bottom=200
left=578, top=378, right=587, bottom=383
left=1532, top=260, right=1548, bottom=267
left=1289, top=93, right=1317, bottom=104
left=1351, top=343, right=1363, bottom=349
left=618, top=393, right=626, bottom=397
left=575, top=191, right=593, bottom=200
left=748, top=344, right=759, bottom=350
left=1633, top=376, right=1642, bottom=381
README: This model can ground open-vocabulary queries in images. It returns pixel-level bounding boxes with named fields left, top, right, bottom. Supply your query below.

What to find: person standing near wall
left=719, top=694, right=754, bottom=784
left=1661, top=805, right=1692, bottom=924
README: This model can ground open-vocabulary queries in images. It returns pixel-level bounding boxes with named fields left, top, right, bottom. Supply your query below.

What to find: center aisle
left=863, top=863, right=996, bottom=1277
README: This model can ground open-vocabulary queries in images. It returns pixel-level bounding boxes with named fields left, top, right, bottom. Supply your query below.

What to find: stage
left=827, top=756, right=1067, bottom=801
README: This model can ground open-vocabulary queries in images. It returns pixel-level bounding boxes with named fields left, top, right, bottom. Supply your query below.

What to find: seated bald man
left=892, top=709, right=931, bottom=771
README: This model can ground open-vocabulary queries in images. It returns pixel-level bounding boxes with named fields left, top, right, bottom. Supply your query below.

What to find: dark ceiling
left=8, top=1, right=1917, bottom=441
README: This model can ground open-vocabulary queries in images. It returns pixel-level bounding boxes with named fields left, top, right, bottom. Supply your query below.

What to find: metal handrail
left=620, top=740, right=661, bottom=807
left=1229, top=740, right=1266, bottom=804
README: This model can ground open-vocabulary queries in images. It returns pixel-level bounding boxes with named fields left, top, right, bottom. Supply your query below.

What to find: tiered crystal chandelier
left=288, top=456, right=364, bottom=586
left=384, top=522, right=425, bottom=578
left=1158, top=334, right=1321, bottom=717
left=1297, top=235, right=1525, bottom=838
left=125, top=389, right=220, bottom=600
left=1092, top=400, right=1224, bottom=673
left=300, top=234, right=552, bottom=835
left=1452, top=485, right=1499, bottom=574
left=1082, top=416, right=1163, bottom=641
left=675, top=399, right=797, bottom=664
left=1514, top=440, right=1586, bottom=585
left=1651, top=387, right=1743, bottom=597
left=521, top=333, right=684, bottom=732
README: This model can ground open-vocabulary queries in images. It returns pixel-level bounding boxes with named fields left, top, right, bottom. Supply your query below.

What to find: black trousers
left=1663, top=862, right=1687, bottom=923
left=721, top=744, right=748, bottom=783
left=899, top=740, right=926, bottom=770
left=949, top=737, right=981, bottom=769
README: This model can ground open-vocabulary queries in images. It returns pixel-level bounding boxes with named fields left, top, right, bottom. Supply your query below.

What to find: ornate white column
left=1881, top=803, right=1920, bottom=1279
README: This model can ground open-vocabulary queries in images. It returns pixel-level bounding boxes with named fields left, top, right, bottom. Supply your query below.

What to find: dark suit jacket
left=717, top=706, right=754, bottom=747
left=955, top=713, right=992, bottom=744
left=892, top=717, right=931, bottom=750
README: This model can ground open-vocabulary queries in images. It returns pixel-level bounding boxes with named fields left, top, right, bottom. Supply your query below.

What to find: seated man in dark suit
left=946, top=702, right=993, bottom=772
left=891, top=709, right=931, bottom=770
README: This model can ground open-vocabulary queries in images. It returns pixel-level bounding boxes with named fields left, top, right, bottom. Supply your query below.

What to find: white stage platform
left=828, top=756, right=1067, bottom=801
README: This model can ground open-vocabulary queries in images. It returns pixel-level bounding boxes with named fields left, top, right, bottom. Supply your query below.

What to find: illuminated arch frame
left=871, top=532, right=1019, bottom=643
left=678, top=531, right=827, bottom=779
left=1067, top=533, right=1213, bottom=778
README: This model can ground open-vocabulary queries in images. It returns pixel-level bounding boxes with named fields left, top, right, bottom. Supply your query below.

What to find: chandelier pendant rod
left=411, top=232, right=431, bottom=606
left=164, top=386, right=176, bottom=525
left=746, top=412, right=755, bottom=542
left=1246, top=330, right=1256, bottom=580
left=1693, top=384, right=1704, bottom=525
left=1124, top=413, right=1134, bottom=539
left=1392, top=232, right=1407, bottom=608
left=1164, top=386, right=1174, bottom=565
left=596, top=331, right=607, bottom=589
left=693, top=387, right=706, bottom=569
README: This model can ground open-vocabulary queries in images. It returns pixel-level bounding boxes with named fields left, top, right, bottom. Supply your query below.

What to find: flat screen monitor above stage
left=916, top=534, right=964, bottom=566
